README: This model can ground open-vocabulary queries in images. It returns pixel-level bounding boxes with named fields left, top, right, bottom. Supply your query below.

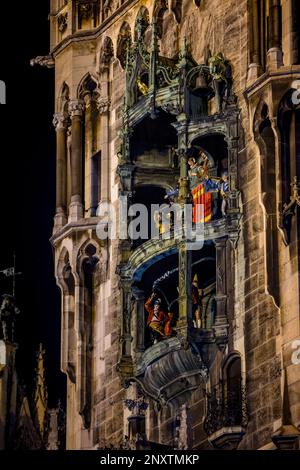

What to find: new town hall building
left=32, top=0, right=300, bottom=450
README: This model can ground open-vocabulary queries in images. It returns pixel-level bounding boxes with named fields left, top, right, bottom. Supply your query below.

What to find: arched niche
left=190, top=133, right=229, bottom=221
left=278, top=89, right=300, bottom=244
left=153, top=0, right=168, bottom=38
left=58, top=82, right=70, bottom=114
left=76, top=241, right=100, bottom=429
left=131, top=185, right=169, bottom=249
left=131, top=241, right=216, bottom=351
left=117, top=21, right=132, bottom=69
left=130, top=111, right=177, bottom=162
left=99, top=36, right=114, bottom=71
left=191, top=133, right=228, bottom=176
left=253, top=102, right=279, bottom=303
left=160, top=8, right=178, bottom=59
left=57, top=249, right=77, bottom=384
left=78, top=74, right=102, bottom=215
left=134, top=6, right=150, bottom=42
left=222, top=353, right=243, bottom=426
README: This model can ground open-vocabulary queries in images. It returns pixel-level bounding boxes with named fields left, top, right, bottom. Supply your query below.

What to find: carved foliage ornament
left=97, top=97, right=111, bottom=114
left=68, top=99, right=85, bottom=117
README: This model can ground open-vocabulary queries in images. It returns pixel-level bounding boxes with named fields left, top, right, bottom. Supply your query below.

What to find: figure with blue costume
left=219, top=171, right=229, bottom=217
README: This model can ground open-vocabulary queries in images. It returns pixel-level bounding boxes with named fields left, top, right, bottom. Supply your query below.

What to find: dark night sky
left=0, top=3, right=66, bottom=407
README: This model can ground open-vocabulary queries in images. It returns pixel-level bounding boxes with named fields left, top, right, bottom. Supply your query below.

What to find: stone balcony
left=128, top=336, right=208, bottom=408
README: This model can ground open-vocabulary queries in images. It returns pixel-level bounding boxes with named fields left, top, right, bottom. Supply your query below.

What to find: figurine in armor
left=209, top=52, right=232, bottom=113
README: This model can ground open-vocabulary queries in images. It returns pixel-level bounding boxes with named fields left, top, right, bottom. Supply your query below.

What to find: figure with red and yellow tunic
left=188, top=151, right=211, bottom=223
left=145, top=293, right=173, bottom=341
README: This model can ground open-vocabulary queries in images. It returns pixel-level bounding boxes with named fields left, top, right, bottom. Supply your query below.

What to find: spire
left=33, top=344, right=48, bottom=439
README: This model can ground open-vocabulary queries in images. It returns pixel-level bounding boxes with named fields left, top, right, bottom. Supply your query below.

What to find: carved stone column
left=247, top=0, right=263, bottom=83
left=291, top=0, right=300, bottom=65
left=83, top=93, right=93, bottom=216
left=213, top=237, right=229, bottom=350
left=98, top=37, right=113, bottom=206
left=267, top=0, right=283, bottom=68
left=177, top=240, right=192, bottom=338
left=252, top=0, right=260, bottom=64
left=132, top=289, right=146, bottom=354
left=98, top=73, right=111, bottom=206
left=53, top=113, right=68, bottom=230
left=223, top=119, right=241, bottom=247
left=175, top=115, right=193, bottom=340
left=226, top=130, right=239, bottom=212
left=68, top=99, right=85, bottom=221
left=117, top=275, right=133, bottom=379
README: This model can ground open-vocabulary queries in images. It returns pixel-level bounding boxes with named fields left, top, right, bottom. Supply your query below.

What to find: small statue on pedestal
left=219, top=171, right=229, bottom=217
left=0, top=294, right=20, bottom=343
left=208, top=52, right=232, bottom=113
left=192, top=274, right=204, bottom=329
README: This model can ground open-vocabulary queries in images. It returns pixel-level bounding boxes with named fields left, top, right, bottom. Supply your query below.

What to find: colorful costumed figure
left=188, top=152, right=212, bottom=223
left=192, top=274, right=203, bottom=329
left=145, top=293, right=173, bottom=341
left=153, top=188, right=179, bottom=237
left=219, top=171, right=229, bottom=217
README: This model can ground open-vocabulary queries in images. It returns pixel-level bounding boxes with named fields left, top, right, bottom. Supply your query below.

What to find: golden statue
left=136, top=77, right=148, bottom=95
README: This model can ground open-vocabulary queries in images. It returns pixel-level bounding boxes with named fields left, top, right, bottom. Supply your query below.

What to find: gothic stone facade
left=44, top=0, right=300, bottom=450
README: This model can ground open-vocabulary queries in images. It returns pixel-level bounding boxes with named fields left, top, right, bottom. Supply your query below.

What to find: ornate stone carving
left=100, top=37, right=114, bottom=70
left=153, top=0, right=168, bottom=38
left=117, top=22, right=132, bottom=69
left=58, top=12, right=68, bottom=33
left=30, top=55, right=55, bottom=68
left=68, top=99, right=85, bottom=117
left=96, top=97, right=110, bottom=114
left=78, top=0, right=96, bottom=20
left=52, top=112, right=69, bottom=131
